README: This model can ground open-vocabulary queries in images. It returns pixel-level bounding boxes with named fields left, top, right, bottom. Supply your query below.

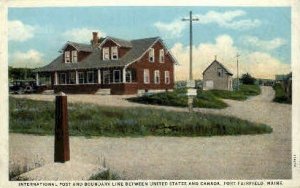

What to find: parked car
left=9, top=80, right=37, bottom=94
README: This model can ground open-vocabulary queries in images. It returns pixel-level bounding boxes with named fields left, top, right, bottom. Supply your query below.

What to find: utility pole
left=236, top=53, right=240, bottom=91
left=182, top=11, right=199, bottom=112
left=182, top=11, right=199, bottom=80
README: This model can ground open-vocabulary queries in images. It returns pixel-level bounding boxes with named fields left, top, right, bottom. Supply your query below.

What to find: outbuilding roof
left=203, top=60, right=233, bottom=76
left=36, top=36, right=176, bottom=72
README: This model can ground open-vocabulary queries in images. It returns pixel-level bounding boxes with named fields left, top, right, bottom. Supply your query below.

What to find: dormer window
left=103, top=47, right=109, bottom=60
left=64, top=51, right=70, bottom=63
left=111, top=46, right=118, bottom=60
left=149, top=48, right=154, bottom=62
left=71, top=50, right=77, bottom=63
left=159, top=49, right=164, bottom=63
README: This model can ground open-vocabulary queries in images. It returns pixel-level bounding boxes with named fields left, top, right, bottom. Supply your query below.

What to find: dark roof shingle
left=36, top=36, right=165, bottom=72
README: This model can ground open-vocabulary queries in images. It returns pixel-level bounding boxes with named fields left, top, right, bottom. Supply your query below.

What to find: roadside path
left=10, top=86, right=291, bottom=179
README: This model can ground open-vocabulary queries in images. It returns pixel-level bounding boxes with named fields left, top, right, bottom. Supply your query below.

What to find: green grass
left=207, top=84, right=261, bottom=101
left=10, top=97, right=272, bottom=137
left=128, top=88, right=227, bottom=109
left=89, top=169, right=120, bottom=180
left=273, top=83, right=291, bottom=104
left=128, top=84, right=261, bottom=109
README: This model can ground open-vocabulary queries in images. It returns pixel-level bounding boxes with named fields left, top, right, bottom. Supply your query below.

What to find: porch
left=36, top=68, right=138, bottom=94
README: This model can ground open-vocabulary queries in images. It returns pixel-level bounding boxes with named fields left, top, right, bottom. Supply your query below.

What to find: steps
left=42, top=90, right=54, bottom=95
left=95, top=89, right=111, bottom=95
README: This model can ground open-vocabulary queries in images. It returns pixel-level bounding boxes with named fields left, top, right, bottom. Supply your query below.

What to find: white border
left=1, top=0, right=300, bottom=188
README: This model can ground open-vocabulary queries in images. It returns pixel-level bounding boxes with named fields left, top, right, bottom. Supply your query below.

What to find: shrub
left=273, top=83, right=290, bottom=104
left=89, top=169, right=120, bottom=180
left=241, top=73, right=256, bottom=85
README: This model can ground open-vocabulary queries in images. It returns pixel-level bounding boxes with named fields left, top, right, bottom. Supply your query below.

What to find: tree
left=8, top=67, right=35, bottom=81
left=241, top=73, right=256, bottom=85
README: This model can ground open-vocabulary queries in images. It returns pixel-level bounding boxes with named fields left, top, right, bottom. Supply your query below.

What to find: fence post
left=54, top=92, right=70, bottom=162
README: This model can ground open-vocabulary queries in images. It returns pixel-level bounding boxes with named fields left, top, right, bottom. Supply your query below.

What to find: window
left=69, top=72, right=76, bottom=84
left=64, top=51, right=70, bottom=63
left=103, top=70, right=110, bottom=84
left=87, top=71, right=94, bottom=83
left=126, top=70, right=132, bottom=83
left=159, top=49, right=164, bottom=63
left=103, top=47, right=110, bottom=60
left=217, top=68, right=223, bottom=77
left=111, top=46, right=118, bottom=60
left=113, top=70, right=121, bottom=83
left=154, top=70, right=160, bottom=84
left=164, top=71, right=170, bottom=84
left=59, top=73, right=67, bottom=84
left=149, top=48, right=154, bottom=62
left=72, top=51, right=78, bottom=63
left=143, top=69, right=150, bottom=84
left=78, top=72, right=85, bottom=84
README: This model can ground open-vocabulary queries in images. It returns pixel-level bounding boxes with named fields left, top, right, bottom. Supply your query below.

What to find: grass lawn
left=128, top=84, right=261, bottom=109
left=207, top=84, right=261, bottom=101
left=10, top=97, right=272, bottom=137
left=273, top=83, right=291, bottom=104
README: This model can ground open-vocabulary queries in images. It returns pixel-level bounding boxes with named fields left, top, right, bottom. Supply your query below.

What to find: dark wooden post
left=54, top=92, right=70, bottom=162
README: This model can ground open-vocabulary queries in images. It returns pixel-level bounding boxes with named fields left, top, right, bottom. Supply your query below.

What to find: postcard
left=1, top=0, right=300, bottom=187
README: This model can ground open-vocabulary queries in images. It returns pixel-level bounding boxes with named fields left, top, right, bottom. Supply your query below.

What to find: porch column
left=75, top=70, right=79, bottom=84
left=122, top=67, right=126, bottom=83
left=98, top=69, right=101, bottom=84
left=36, top=73, right=39, bottom=86
left=54, top=72, right=58, bottom=85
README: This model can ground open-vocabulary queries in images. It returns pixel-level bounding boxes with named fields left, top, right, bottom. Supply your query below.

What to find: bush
left=241, top=73, right=256, bottom=85
left=89, top=169, right=120, bottom=180
left=273, top=83, right=290, bottom=104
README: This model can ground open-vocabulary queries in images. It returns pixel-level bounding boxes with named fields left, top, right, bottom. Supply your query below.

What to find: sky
left=8, top=6, right=291, bottom=80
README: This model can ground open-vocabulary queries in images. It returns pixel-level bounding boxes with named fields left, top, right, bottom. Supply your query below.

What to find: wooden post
left=54, top=92, right=70, bottom=162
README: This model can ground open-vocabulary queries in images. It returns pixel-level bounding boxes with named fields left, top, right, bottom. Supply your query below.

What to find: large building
left=35, top=32, right=177, bottom=94
left=202, top=59, right=233, bottom=91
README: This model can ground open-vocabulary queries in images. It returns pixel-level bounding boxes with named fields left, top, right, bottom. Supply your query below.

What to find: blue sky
left=8, top=6, right=291, bottom=79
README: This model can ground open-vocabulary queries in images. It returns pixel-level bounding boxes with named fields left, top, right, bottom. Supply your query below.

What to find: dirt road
left=10, top=86, right=291, bottom=179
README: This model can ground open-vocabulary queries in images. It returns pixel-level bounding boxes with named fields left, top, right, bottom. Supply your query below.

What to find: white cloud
left=154, top=10, right=261, bottom=39
left=195, top=10, right=261, bottom=30
left=10, top=50, right=45, bottom=68
left=154, top=20, right=186, bottom=38
left=242, top=52, right=290, bottom=79
left=243, top=36, right=286, bottom=51
left=8, top=20, right=36, bottom=42
left=171, top=35, right=290, bottom=81
left=62, top=28, right=106, bottom=43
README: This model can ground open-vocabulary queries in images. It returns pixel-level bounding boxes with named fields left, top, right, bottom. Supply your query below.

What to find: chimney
left=92, top=32, right=99, bottom=47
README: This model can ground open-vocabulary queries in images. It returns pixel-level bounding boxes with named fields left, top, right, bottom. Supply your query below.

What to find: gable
left=99, top=37, right=132, bottom=48
left=60, top=41, right=92, bottom=53
left=130, top=38, right=178, bottom=66
left=64, top=44, right=77, bottom=51
left=100, top=39, right=120, bottom=48
left=203, top=60, right=233, bottom=76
